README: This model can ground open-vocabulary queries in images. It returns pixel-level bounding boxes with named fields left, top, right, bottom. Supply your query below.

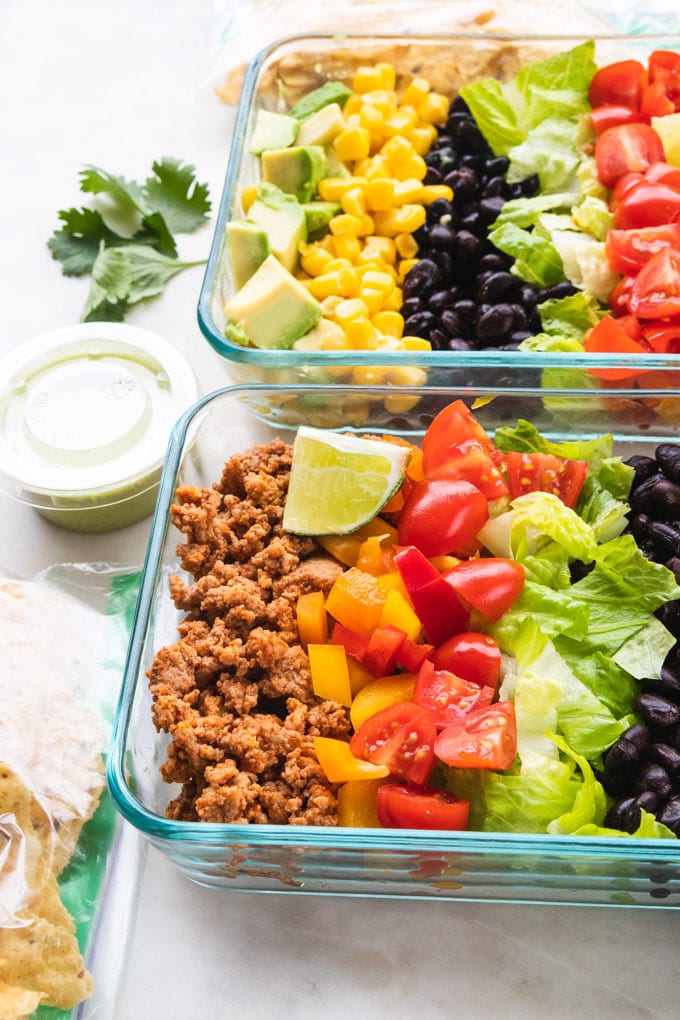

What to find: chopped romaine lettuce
left=538, top=291, right=604, bottom=337
left=487, top=221, right=564, bottom=286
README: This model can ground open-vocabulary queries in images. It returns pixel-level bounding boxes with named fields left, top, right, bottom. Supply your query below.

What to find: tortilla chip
left=0, top=981, right=44, bottom=1020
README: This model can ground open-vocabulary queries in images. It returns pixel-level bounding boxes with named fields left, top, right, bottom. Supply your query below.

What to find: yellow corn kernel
left=325, top=258, right=353, bottom=273
left=345, top=112, right=362, bottom=128
left=334, top=127, right=371, bottom=163
left=353, top=66, right=384, bottom=93
left=345, top=318, right=379, bottom=349
left=395, top=153, right=427, bottom=181
left=421, top=184, right=454, bottom=206
left=343, top=94, right=363, bottom=115
left=401, top=77, right=431, bottom=106
left=358, top=287, right=385, bottom=316
left=372, top=310, right=404, bottom=338
left=337, top=266, right=360, bottom=295
left=395, top=233, right=419, bottom=259
left=359, top=104, right=384, bottom=134
left=386, top=366, right=428, bottom=386
left=381, top=135, right=413, bottom=167
left=359, top=236, right=396, bottom=265
left=373, top=205, right=426, bottom=237
left=320, top=295, right=344, bottom=317
left=364, top=178, right=395, bottom=212
left=374, top=334, right=403, bottom=351
left=384, top=393, right=422, bottom=414
left=376, top=62, right=396, bottom=91
left=361, top=270, right=394, bottom=293
left=300, top=246, right=334, bottom=276
left=401, top=335, right=432, bottom=350
left=417, top=92, right=450, bottom=125
left=364, top=155, right=390, bottom=179
left=384, top=108, right=418, bottom=138
left=334, top=298, right=370, bottom=325
left=393, top=178, right=424, bottom=205
left=397, top=258, right=419, bottom=279
left=340, top=186, right=366, bottom=219
left=352, top=366, right=387, bottom=385
left=318, top=176, right=365, bottom=201
left=307, top=272, right=345, bottom=299
left=383, top=285, right=403, bottom=311
left=407, top=124, right=439, bottom=155
left=333, top=234, right=362, bottom=262
left=329, top=213, right=362, bottom=236
left=240, top=184, right=257, bottom=213
left=359, top=90, right=397, bottom=117
left=357, top=214, right=375, bottom=237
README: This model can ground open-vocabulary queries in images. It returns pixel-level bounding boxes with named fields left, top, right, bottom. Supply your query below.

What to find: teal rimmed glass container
left=108, top=382, right=680, bottom=907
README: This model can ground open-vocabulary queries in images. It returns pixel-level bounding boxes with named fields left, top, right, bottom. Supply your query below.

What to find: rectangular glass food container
left=109, top=382, right=680, bottom=908
left=197, top=30, right=680, bottom=392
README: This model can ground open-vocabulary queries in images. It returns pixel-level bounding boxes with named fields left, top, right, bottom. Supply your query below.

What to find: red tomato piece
left=640, top=80, right=676, bottom=119
left=591, top=104, right=645, bottom=134
left=629, top=249, right=680, bottom=318
left=615, top=314, right=645, bottom=343
left=397, top=477, right=489, bottom=558
left=506, top=451, right=588, bottom=509
left=422, top=399, right=500, bottom=469
left=612, top=181, right=680, bottom=230
left=583, top=314, right=647, bottom=379
left=648, top=50, right=680, bottom=112
left=442, top=559, right=525, bottom=622
left=425, top=437, right=509, bottom=501
left=595, top=124, right=666, bottom=189
left=588, top=59, right=647, bottom=110
left=641, top=317, right=680, bottom=354
left=415, top=659, right=494, bottom=728
left=364, top=624, right=407, bottom=678
left=605, top=223, right=680, bottom=276
left=435, top=701, right=517, bottom=771
left=610, top=171, right=644, bottom=212
left=349, top=701, right=437, bottom=785
left=429, top=631, right=501, bottom=690
left=644, top=162, right=680, bottom=191
left=376, top=783, right=470, bottom=831
left=608, top=275, right=636, bottom=315
left=397, top=637, right=434, bottom=673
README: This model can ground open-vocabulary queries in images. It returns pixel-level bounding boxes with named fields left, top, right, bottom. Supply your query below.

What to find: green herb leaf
left=143, top=158, right=211, bottom=233
left=79, top=165, right=178, bottom=257
left=47, top=207, right=123, bottom=276
left=82, top=244, right=204, bottom=322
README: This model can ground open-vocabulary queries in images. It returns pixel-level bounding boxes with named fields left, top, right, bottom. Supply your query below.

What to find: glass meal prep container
left=109, top=381, right=680, bottom=908
left=197, top=30, right=680, bottom=394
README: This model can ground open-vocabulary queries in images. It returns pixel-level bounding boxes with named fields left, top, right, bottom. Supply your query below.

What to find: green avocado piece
left=323, top=145, right=351, bottom=180
left=296, top=103, right=346, bottom=147
left=302, top=201, right=341, bottom=240
left=261, top=146, right=327, bottom=203
left=226, top=221, right=271, bottom=288
left=249, top=109, right=298, bottom=155
left=289, top=81, right=352, bottom=121
left=247, top=183, right=306, bottom=272
left=224, top=254, right=322, bottom=349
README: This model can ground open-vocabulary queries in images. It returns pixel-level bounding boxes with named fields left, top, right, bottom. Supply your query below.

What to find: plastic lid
left=0, top=323, right=198, bottom=503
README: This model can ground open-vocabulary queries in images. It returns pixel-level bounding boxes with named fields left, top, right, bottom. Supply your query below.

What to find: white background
left=1, top=2, right=679, bottom=1017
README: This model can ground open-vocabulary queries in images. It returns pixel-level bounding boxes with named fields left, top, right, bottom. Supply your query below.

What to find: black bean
left=629, top=473, right=665, bottom=515
left=622, top=722, right=651, bottom=752
left=508, top=305, right=530, bottom=332
left=428, top=198, right=455, bottom=220
left=625, top=454, right=658, bottom=488
left=536, top=281, right=579, bottom=302
left=445, top=167, right=478, bottom=203
left=635, top=692, right=680, bottom=729
left=656, top=444, right=680, bottom=483
left=447, top=337, right=474, bottom=352
left=441, top=309, right=467, bottom=338
left=477, top=271, right=520, bottom=303
left=630, top=513, right=652, bottom=540
left=635, top=790, right=659, bottom=814
left=519, top=284, right=538, bottom=308
left=433, top=251, right=456, bottom=278
left=665, top=722, right=680, bottom=752
left=509, top=331, right=532, bottom=344
left=429, top=328, right=450, bottom=350
left=424, top=166, right=442, bottom=185
left=482, top=176, right=507, bottom=198
left=458, top=210, right=483, bottom=234
left=478, top=252, right=509, bottom=272
left=401, top=296, right=424, bottom=317
left=635, top=762, right=672, bottom=800
left=603, top=797, right=642, bottom=833
left=519, top=173, right=540, bottom=196
left=457, top=120, right=489, bottom=153
left=659, top=663, right=680, bottom=701
left=452, top=299, right=477, bottom=323
left=484, top=155, right=510, bottom=177
left=455, top=231, right=481, bottom=259
left=403, top=311, right=437, bottom=336
left=604, top=737, right=641, bottom=774
left=658, top=795, right=680, bottom=835
left=651, top=478, right=680, bottom=516
left=476, top=304, right=515, bottom=342
left=450, top=94, right=470, bottom=114
left=656, top=600, right=680, bottom=639
left=479, top=196, right=505, bottom=224
left=429, top=223, right=458, bottom=249
left=665, top=557, right=680, bottom=584
left=428, top=289, right=456, bottom=311
left=649, top=522, right=680, bottom=560
left=647, top=742, right=680, bottom=779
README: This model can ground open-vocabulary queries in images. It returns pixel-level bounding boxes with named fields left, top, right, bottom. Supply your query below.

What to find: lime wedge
left=283, top=426, right=411, bottom=535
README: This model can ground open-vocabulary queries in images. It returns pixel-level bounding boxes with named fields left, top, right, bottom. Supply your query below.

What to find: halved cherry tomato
left=615, top=314, right=645, bottom=343
left=640, top=79, right=675, bottom=119
left=435, top=701, right=517, bottom=771
left=588, top=59, right=647, bottom=110
left=422, top=399, right=502, bottom=468
left=648, top=50, right=680, bottom=112
left=595, top=124, right=666, bottom=189
left=610, top=171, right=644, bottom=212
left=590, top=104, right=645, bottom=134
left=608, top=274, right=635, bottom=315
left=641, top=317, right=680, bottom=353
left=442, top=558, right=525, bottom=622
left=629, top=249, right=680, bottom=318
left=376, top=783, right=470, bottom=830
left=605, top=223, right=680, bottom=275
left=414, top=659, right=494, bottom=728
left=349, top=701, right=437, bottom=785
left=426, top=437, right=509, bottom=500
left=612, top=181, right=680, bottom=229
left=397, top=477, right=489, bottom=558
left=429, top=631, right=501, bottom=690
left=506, top=451, right=588, bottom=508
left=583, top=314, right=647, bottom=379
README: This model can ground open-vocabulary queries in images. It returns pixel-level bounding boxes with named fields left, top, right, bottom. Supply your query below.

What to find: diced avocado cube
left=323, top=145, right=351, bottom=180
left=289, top=81, right=352, bottom=121
left=296, top=103, right=346, bottom=147
left=249, top=109, right=298, bottom=155
left=261, top=146, right=327, bottom=203
left=224, top=254, right=322, bottom=349
left=302, top=201, right=341, bottom=240
left=247, top=184, right=306, bottom=272
left=226, top=221, right=271, bottom=289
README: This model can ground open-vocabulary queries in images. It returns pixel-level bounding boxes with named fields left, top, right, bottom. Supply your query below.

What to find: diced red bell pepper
left=394, top=545, right=468, bottom=646
left=364, top=624, right=408, bottom=677
left=396, top=638, right=434, bottom=673
left=393, top=545, right=439, bottom=589
left=330, top=622, right=369, bottom=662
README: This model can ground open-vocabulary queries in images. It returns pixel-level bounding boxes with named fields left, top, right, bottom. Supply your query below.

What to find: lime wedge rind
left=283, top=426, right=410, bottom=536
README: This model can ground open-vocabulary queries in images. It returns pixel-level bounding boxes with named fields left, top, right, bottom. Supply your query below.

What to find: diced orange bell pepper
left=356, top=534, right=392, bottom=576
left=308, top=644, right=352, bottom=706
left=314, top=737, right=390, bottom=783
left=347, top=657, right=376, bottom=697
left=377, top=587, right=422, bottom=641
left=326, top=567, right=387, bottom=636
left=337, top=778, right=385, bottom=826
left=364, top=624, right=407, bottom=676
left=376, top=570, right=413, bottom=603
left=350, top=673, right=417, bottom=729
left=318, top=516, right=399, bottom=567
left=296, top=591, right=328, bottom=648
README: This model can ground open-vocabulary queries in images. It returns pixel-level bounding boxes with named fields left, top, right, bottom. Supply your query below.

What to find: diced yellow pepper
left=308, top=644, right=352, bottom=706
left=356, top=534, right=391, bottom=577
left=314, top=736, right=389, bottom=782
left=429, top=555, right=461, bottom=572
left=334, top=126, right=371, bottom=162
left=350, top=674, right=417, bottom=730
left=296, top=591, right=328, bottom=648
left=378, top=588, right=422, bottom=641
left=376, top=570, right=411, bottom=602
left=337, top=779, right=384, bottom=826
left=326, top=566, right=387, bottom=636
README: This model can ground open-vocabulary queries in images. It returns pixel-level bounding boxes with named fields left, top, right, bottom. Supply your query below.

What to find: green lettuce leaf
left=487, top=221, right=564, bottom=286
left=494, top=418, right=613, bottom=469
left=547, top=733, right=608, bottom=833
left=538, top=291, right=604, bottom=338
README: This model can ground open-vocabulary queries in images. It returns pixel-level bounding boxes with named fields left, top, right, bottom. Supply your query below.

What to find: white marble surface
left=1, top=2, right=679, bottom=1017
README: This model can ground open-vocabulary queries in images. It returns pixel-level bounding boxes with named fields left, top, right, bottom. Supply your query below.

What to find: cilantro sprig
left=48, top=157, right=211, bottom=322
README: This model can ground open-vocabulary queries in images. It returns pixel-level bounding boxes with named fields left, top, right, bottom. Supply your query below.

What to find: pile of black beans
left=599, top=444, right=680, bottom=836
left=402, top=95, right=577, bottom=353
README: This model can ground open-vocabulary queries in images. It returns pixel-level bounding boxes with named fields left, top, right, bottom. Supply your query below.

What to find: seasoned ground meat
left=148, top=439, right=350, bottom=825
